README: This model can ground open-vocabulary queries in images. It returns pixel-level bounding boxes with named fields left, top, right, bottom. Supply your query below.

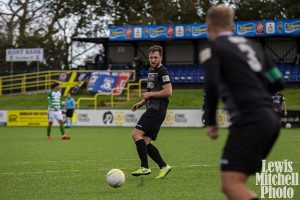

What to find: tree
left=107, top=0, right=215, bottom=25
left=108, top=0, right=299, bottom=26
left=0, top=0, right=108, bottom=72
left=230, top=0, right=300, bottom=21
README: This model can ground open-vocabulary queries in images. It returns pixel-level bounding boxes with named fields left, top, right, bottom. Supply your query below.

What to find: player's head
left=206, top=5, right=235, bottom=40
left=67, top=92, right=71, bottom=98
left=52, top=82, right=60, bottom=90
left=148, top=45, right=163, bottom=68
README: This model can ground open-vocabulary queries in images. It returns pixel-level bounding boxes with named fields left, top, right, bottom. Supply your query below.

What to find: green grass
left=0, top=88, right=299, bottom=109
left=0, top=127, right=299, bottom=200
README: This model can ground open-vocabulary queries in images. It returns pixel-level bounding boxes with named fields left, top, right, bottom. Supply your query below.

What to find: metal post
left=0, top=78, right=2, bottom=96
left=37, top=62, right=40, bottom=91
left=10, top=62, right=13, bottom=94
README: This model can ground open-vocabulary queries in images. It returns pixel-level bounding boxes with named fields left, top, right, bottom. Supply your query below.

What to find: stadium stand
left=110, top=64, right=300, bottom=83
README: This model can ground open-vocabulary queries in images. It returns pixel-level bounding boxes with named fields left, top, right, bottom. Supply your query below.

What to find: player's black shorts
left=66, top=109, right=74, bottom=118
left=221, top=107, right=280, bottom=175
left=135, top=108, right=167, bottom=141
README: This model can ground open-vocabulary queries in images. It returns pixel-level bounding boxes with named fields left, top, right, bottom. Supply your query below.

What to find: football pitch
left=0, top=126, right=299, bottom=200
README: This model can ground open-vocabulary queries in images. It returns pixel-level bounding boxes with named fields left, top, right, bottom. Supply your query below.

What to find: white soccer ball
left=106, top=169, right=125, bottom=188
left=285, top=123, right=292, bottom=128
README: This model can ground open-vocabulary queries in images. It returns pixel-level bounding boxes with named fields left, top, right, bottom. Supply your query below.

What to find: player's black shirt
left=272, top=93, right=285, bottom=112
left=200, top=34, right=283, bottom=126
left=202, top=91, right=208, bottom=111
left=203, top=81, right=239, bottom=122
left=146, top=65, right=171, bottom=110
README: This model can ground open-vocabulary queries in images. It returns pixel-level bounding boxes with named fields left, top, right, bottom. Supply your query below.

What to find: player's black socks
left=147, top=143, right=166, bottom=169
left=135, top=139, right=149, bottom=168
left=250, top=198, right=259, bottom=200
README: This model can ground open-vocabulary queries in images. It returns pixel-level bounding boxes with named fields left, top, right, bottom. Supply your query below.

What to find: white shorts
left=48, top=110, right=64, bottom=122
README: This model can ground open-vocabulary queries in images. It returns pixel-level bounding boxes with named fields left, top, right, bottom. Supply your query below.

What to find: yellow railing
left=76, top=77, right=145, bottom=109
left=127, top=83, right=139, bottom=99
left=138, top=78, right=147, bottom=97
left=76, top=97, right=96, bottom=109
left=0, top=70, right=136, bottom=96
left=110, top=78, right=147, bottom=107
left=110, top=87, right=129, bottom=107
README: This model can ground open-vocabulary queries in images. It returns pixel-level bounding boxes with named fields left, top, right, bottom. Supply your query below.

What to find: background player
left=47, top=82, right=71, bottom=140
left=65, top=92, right=75, bottom=128
left=200, top=6, right=284, bottom=200
left=272, top=91, right=288, bottom=116
left=131, top=45, right=172, bottom=179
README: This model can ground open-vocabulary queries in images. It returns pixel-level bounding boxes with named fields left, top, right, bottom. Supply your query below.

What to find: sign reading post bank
left=6, top=48, right=44, bottom=62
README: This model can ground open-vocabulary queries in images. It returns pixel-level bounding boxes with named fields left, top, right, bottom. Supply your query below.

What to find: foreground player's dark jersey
left=200, top=35, right=283, bottom=126
left=202, top=82, right=238, bottom=125
left=146, top=65, right=171, bottom=110
left=202, top=91, right=208, bottom=111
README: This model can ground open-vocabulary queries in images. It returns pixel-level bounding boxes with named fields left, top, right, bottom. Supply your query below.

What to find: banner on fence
left=56, top=72, right=89, bottom=96
left=280, top=110, right=300, bottom=128
left=109, top=19, right=300, bottom=41
left=7, top=110, right=48, bottom=126
left=87, top=71, right=132, bottom=95
left=0, top=110, right=7, bottom=125
left=5, top=109, right=300, bottom=128
left=73, top=109, right=230, bottom=128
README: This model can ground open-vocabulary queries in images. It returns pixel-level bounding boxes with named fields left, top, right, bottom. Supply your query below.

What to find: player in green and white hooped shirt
left=47, top=82, right=71, bottom=140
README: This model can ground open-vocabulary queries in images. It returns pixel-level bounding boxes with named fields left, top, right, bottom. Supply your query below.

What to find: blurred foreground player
left=200, top=6, right=284, bottom=200
left=131, top=45, right=172, bottom=179
left=47, top=82, right=71, bottom=140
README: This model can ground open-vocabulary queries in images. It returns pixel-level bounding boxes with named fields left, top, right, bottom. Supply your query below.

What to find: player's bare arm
left=283, top=101, right=288, bottom=116
left=207, top=125, right=218, bottom=140
left=132, top=99, right=146, bottom=111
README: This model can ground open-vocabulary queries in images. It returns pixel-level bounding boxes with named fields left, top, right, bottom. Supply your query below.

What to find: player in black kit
left=131, top=45, right=172, bottom=179
left=200, top=6, right=284, bottom=200
left=272, top=92, right=288, bottom=116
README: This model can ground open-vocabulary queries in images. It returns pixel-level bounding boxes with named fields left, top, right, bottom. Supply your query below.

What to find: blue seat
left=283, top=75, right=290, bottom=81
left=173, top=76, right=180, bottom=82
left=290, top=75, right=297, bottom=81
left=193, top=76, right=201, bottom=83
left=186, top=76, right=193, bottom=82
left=180, top=76, right=186, bottom=82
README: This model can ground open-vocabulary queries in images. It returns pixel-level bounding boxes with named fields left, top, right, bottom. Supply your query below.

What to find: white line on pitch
left=0, top=164, right=216, bottom=175
left=13, top=159, right=138, bottom=164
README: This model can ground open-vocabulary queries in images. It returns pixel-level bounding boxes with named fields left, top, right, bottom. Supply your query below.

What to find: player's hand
left=207, top=126, right=218, bottom=140
left=132, top=102, right=142, bottom=111
left=143, top=92, right=152, bottom=99
left=284, top=111, right=288, bottom=116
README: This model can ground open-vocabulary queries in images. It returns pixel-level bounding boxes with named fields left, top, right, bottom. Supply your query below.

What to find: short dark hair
left=148, top=45, right=163, bottom=56
left=52, top=82, right=60, bottom=89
